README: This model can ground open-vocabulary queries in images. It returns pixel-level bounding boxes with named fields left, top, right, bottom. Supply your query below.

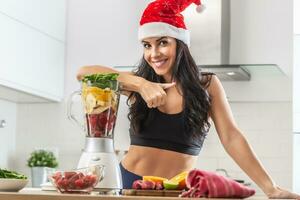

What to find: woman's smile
left=152, top=59, right=168, bottom=68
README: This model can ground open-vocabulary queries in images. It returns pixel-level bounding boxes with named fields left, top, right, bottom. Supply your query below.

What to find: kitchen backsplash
left=7, top=99, right=292, bottom=193
left=0, top=99, right=17, bottom=168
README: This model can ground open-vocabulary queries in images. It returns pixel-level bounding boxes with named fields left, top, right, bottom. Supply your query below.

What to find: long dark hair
left=127, top=39, right=212, bottom=139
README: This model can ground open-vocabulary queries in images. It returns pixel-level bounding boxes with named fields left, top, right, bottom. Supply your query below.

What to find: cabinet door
left=0, top=0, right=65, bottom=42
left=0, top=0, right=65, bottom=102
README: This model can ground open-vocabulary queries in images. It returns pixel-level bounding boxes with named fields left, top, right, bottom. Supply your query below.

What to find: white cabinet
left=0, top=0, right=66, bottom=102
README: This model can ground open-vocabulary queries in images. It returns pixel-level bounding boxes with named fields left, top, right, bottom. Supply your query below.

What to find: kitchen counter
left=0, top=188, right=291, bottom=200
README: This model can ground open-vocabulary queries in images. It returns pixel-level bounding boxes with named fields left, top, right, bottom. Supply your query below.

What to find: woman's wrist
left=261, top=181, right=277, bottom=197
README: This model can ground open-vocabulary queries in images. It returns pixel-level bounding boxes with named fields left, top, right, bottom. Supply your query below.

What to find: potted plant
left=27, top=149, right=58, bottom=187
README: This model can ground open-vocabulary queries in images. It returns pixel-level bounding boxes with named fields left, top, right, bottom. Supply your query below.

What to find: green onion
left=0, top=168, right=27, bottom=179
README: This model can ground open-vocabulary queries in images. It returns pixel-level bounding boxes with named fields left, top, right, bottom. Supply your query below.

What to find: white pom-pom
left=196, top=4, right=205, bottom=13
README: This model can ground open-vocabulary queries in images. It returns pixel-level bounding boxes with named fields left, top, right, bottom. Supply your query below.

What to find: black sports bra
left=129, top=72, right=214, bottom=156
left=129, top=108, right=205, bottom=156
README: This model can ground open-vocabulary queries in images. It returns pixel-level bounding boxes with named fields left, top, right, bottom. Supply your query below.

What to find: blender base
left=78, top=150, right=123, bottom=190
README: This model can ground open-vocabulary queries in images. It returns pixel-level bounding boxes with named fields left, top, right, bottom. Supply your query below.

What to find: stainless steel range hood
left=182, top=0, right=283, bottom=81
left=199, top=65, right=251, bottom=81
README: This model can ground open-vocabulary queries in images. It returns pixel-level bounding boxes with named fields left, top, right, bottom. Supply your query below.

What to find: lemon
left=163, top=180, right=179, bottom=190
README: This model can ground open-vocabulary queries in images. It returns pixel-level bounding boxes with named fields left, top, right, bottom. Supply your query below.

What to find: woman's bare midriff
left=121, top=145, right=198, bottom=179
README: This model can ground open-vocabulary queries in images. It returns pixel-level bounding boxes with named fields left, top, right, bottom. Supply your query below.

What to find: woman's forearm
left=223, top=131, right=276, bottom=195
left=77, top=65, right=145, bottom=93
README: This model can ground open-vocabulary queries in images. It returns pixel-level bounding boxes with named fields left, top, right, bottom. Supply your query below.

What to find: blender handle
left=67, top=90, right=86, bottom=132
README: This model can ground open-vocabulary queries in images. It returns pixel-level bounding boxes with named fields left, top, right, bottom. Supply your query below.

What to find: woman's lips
left=152, top=59, right=167, bottom=68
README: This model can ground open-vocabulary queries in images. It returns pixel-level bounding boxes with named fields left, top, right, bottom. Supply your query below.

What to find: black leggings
left=119, top=163, right=142, bottom=189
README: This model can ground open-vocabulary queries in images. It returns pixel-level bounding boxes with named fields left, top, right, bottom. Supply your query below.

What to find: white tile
left=195, top=157, right=219, bottom=171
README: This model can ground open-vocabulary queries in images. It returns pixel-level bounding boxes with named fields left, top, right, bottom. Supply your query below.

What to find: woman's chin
left=153, top=68, right=168, bottom=76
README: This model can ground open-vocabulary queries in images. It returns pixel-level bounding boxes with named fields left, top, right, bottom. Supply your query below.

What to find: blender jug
left=68, top=75, right=120, bottom=138
left=67, top=73, right=122, bottom=192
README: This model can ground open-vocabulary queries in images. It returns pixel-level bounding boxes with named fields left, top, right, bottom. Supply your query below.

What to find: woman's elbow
left=220, top=127, right=244, bottom=146
left=76, top=66, right=88, bottom=81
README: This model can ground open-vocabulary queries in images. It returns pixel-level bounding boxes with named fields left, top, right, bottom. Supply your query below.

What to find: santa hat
left=138, top=0, right=205, bottom=47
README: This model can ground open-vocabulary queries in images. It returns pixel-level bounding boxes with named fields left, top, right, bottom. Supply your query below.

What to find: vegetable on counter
left=0, top=168, right=27, bottom=179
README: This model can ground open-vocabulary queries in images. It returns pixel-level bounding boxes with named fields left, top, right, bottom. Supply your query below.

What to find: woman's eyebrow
left=142, top=37, right=167, bottom=43
left=156, top=37, right=167, bottom=42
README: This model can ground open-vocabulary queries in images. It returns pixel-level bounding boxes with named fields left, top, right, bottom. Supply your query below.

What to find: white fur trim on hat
left=138, top=22, right=190, bottom=47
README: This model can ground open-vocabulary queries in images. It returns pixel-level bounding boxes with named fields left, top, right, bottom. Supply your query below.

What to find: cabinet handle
left=0, top=120, right=6, bottom=128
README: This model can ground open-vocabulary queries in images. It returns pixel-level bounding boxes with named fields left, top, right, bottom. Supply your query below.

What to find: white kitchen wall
left=0, top=99, right=17, bottom=168
left=9, top=0, right=293, bottom=194
left=199, top=102, right=292, bottom=194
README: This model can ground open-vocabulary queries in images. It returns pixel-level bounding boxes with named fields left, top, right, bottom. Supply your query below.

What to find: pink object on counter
left=180, top=169, right=255, bottom=198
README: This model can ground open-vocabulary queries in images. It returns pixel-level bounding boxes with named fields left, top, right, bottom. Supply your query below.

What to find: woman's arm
left=77, top=65, right=144, bottom=96
left=76, top=65, right=176, bottom=106
left=208, top=75, right=300, bottom=199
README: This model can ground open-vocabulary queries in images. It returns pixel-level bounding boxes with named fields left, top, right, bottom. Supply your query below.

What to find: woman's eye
left=159, top=40, right=168, bottom=46
left=143, top=43, right=151, bottom=49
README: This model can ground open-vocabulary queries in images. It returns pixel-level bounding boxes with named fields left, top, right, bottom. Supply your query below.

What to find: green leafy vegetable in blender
left=82, top=73, right=119, bottom=89
left=0, top=168, right=27, bottom=179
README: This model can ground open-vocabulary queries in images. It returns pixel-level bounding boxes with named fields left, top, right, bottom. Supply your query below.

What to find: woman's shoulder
left=200, top=73, right=224, bottom=99
left=200, top=72, right=215, bottom=88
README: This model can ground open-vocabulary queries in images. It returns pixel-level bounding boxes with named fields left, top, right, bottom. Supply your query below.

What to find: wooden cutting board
left=122, top=189, right=182, bottom=197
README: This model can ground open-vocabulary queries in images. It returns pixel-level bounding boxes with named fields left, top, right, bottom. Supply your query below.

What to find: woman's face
left=142, top=36, right=177, bottom=81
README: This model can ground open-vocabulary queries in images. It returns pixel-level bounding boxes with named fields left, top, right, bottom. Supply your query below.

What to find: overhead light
left=227, top=72, right=235, bottom=76
left=199, top=65, right=251, bottom=81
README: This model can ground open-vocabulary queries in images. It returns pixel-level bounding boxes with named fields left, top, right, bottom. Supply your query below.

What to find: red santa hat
left=138, top=0, right=205, bottom=47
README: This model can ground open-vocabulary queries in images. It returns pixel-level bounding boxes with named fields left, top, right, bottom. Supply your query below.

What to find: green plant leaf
left=27, top=150, right=58, bottom=168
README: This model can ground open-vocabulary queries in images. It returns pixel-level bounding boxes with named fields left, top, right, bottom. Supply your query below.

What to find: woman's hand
left=138, top=79, right=176, bottom=108
left=266, top=186, right=300, bottom=199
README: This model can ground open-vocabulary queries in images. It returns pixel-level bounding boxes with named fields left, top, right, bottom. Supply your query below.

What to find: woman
left=77, top=0, right=300, bottom=198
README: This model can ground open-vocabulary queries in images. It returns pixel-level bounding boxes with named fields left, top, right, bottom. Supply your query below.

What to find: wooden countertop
left=0, top=188, right=289, bottom=200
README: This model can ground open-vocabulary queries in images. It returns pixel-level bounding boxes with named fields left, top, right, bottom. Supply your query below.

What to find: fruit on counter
left=132, top=180, right=156, bottom=190
left=169, top=171, right=188, bottom=190
left=131, top=171, right=189, bottom=190
left=163, top=180, right=179, bottom=190
left=155, top=181, right=164, bottom=190
left=51, top=171, right=98, bottom=193
left=0, top=168, right=27, bottom=179
left=142, top=176, right=168, bottom=185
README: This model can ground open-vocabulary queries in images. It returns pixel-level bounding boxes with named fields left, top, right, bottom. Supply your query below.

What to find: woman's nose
left=150, top=47, right=161, bottom=58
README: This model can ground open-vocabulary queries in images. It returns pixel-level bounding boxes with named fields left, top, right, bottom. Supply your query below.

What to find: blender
left=67, top=73, right=122, bottom=193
